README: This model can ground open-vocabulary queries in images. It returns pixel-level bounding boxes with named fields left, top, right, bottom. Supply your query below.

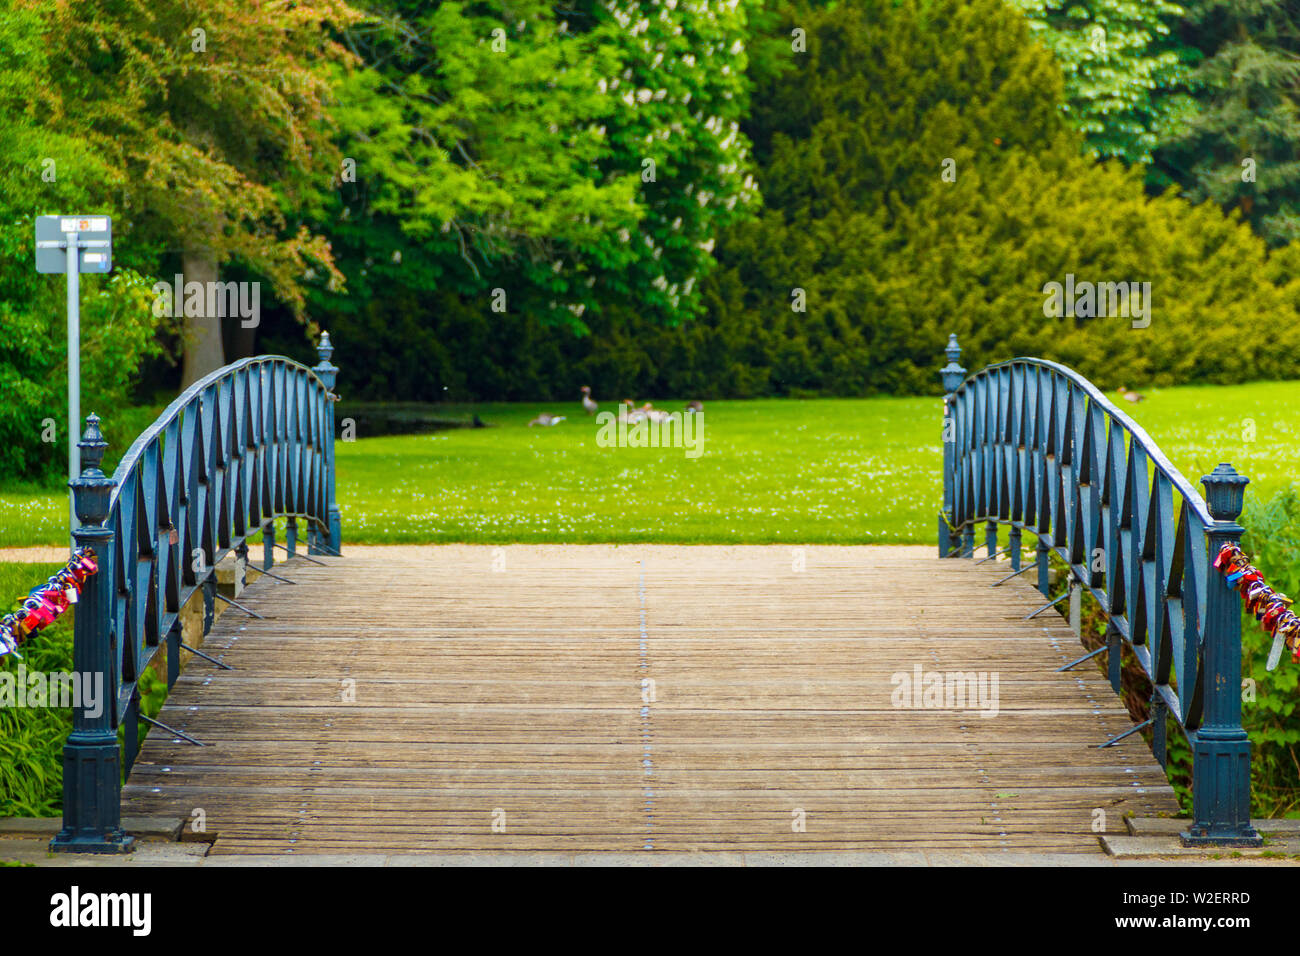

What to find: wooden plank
left=121, top=545, right=1180, bottom=855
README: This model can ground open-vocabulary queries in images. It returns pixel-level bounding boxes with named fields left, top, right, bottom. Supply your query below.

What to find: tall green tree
left=33, top=0, right=358, bottom=383
left=0, top=2, right=169, bottom=481
left=697, top=0, right=1300, bottom=393
left=319, top=0, right=759, bottom=336
left=1011, top=0, right=1197, bottom=164
left=1154, top=0, right=1300, bottom=246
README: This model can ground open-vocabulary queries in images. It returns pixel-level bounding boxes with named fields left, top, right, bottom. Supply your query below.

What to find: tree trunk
left=180, top=248, right=224, bottom=387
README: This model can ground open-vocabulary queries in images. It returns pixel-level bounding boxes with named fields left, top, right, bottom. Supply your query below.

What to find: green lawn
left=2, top=382, right=1298, bottom=547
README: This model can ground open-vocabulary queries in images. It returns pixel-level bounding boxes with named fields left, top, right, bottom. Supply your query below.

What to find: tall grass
left=0, top=561, right=168, bottom=818
left=1238, top=485, right=1300, bottom=816
left=0, top=562, right=73, bottom=817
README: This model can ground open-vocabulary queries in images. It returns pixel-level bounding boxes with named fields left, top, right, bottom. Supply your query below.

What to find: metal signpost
left=35, top=215, right=113, bottom=545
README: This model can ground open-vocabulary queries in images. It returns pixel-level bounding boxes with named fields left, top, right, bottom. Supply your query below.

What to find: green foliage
left=1153, top=0, right=1300, bottom=247
left=312, top=0, right=1300, bottom=403
left=696, top=0, right=1300, bottom=396
left=1239, top=484, right=1300, bottom=816
left=319, top=0, right=759, bottom=337
left=0, top=229, right=170, bottom=483
left=0, top=564, right=73, bottom=818
left=0, top=559, right=182, bottom=816
left=1010, top=0, right=1197, bottom=164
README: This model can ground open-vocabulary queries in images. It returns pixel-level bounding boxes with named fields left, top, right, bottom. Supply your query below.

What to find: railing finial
left=1202, top=463, right=1249, bottom=523
left=69, top=415, right=112, bottom=530
left=78, top=413, right=107, bottom=474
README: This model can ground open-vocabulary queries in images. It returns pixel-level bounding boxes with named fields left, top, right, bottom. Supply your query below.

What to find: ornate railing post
left=50, top=415, right=133, bottom=854
left=311, top=331, right=342, bottom=555
left=938, top=334, right=965, bottom=558
left=1182, top=463, right=1261, bottom=847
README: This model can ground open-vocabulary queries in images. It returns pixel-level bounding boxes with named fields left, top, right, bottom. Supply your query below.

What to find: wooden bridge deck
left=121, top=545, right=1179, bottom=854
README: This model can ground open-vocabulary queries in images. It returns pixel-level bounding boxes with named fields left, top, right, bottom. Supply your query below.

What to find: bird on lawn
left=641, top=402, right=671, bottom=424
left=529, top=412, right=566, bottom=427
left=580, top=386, right=598, bottom=415
left=685, top=400, right=704, bottom=413
left=620, top=399, right=645, bottom=423
left=1117, top=386, right=1145, bottom=404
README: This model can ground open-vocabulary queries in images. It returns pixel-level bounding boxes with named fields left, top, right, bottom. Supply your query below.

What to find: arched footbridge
left=44, top=336, right=1263, bottom=855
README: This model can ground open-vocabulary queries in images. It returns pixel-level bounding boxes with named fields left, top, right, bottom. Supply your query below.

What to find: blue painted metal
left=938, top=335, right=1261, bottom=847
left=50, top=415, right=133, bottom=853
left=51, top=337, right=340, bottom=852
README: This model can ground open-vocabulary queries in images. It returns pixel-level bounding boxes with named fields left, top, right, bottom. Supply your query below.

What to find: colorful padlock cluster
left=0, top=547, right=98, bottom=659
left=1214, top=542, right=1299, bottom=671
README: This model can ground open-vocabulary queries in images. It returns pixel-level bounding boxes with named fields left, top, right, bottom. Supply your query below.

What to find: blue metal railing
left=939, top=334, right=1260, bottom=847
left=50, top=335, right=341, bottom=853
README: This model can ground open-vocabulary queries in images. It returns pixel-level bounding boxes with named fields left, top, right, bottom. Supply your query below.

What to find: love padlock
left=55, top=569, right=80, bottom=604
left=19, top=597, right=53, bottom=632
left=1260, top=600, right=1287, bottom=631
left=76, top=549, right=98, bottom=578
left=44, top=586, right=69, bottom=617
left=1243, top=580, right=1271, bottom=614
left=1214, top=543, right=1241, bottom=569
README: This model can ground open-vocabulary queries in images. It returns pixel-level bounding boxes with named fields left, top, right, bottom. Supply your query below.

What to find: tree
left=318, top=0, right=759, bottom=340
left=1154, top=0, right=1300, bottom=246
left=1011, top=0, right=1197, bottom=164
left=0, top=2, right=169, bottom=481
left=33, top=0, right=358, bottom=384
left=696, top=0, right=1300, bottom=393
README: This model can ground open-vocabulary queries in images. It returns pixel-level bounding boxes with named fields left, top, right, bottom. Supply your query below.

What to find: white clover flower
left=637, top=88, right=652, bottom=103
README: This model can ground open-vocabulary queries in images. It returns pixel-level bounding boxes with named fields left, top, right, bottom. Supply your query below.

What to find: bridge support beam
left=51, top=416, right=134, bottom=854
left=263, top=519, right=275, bottom=571
left=1035, top=537, right=1050, bottom=598
left=1182, top=464, right=1261, bottom=848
